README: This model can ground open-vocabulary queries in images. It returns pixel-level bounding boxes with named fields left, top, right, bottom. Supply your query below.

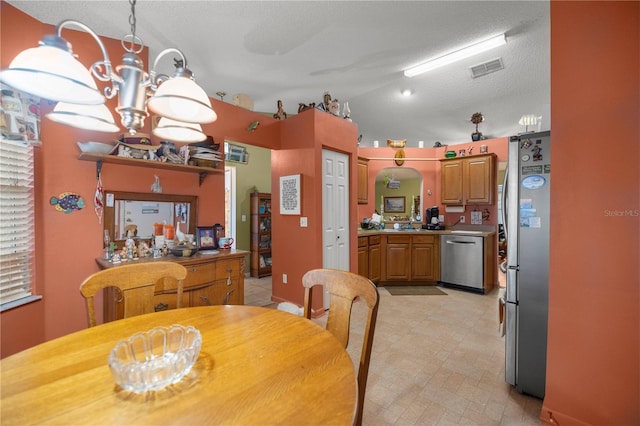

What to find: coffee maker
left=425, top=206, right=444, bottom=230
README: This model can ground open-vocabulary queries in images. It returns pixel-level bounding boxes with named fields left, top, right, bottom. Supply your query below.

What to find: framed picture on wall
left=279, top=174, right=301, bottom=215
left=196, top=226, right=215, bottom=250
left=384, top=196, right=405, bottom=213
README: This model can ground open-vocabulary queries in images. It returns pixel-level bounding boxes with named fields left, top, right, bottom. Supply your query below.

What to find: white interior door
left=322, top=149, right=350, bottom=309
left=225, top=166, right=236, bottom=247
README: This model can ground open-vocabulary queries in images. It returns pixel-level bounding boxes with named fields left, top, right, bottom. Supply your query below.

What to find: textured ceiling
left=6, top=0, right=550, bottom=147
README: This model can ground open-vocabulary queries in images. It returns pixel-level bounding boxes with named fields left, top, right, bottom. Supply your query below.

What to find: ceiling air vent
left=469, top=58, right=504, bottom=78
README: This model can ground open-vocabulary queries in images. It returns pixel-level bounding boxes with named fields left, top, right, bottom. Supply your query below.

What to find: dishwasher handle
left=445, top=240, right=477, bottom=245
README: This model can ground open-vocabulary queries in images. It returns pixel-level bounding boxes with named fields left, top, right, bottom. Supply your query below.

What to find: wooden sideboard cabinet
left=96, top=251, right=247, bottom=323
left=440, top=153, right=496, bottom=205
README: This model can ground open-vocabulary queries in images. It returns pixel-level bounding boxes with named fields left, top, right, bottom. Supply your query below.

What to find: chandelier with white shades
left=0, top=0, right=216, bottom=143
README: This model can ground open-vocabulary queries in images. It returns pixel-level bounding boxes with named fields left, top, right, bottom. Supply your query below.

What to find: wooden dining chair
left=80, top=261, right=188, bottom=327
left=302, top=268, right=380, bottom=426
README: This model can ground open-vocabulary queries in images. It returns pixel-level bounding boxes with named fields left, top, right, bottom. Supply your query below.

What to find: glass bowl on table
left=108, top=324, right=202, bottom=393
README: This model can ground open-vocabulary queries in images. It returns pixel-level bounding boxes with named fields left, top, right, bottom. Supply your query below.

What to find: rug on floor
left=384, top=286, right=447, bottom=296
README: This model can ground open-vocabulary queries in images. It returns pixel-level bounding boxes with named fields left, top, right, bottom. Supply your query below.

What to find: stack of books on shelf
left=189, top=146, right=222, bottom=168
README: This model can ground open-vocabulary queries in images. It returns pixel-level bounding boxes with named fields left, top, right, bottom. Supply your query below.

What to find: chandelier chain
left=128, top=0, right=137, bottom=51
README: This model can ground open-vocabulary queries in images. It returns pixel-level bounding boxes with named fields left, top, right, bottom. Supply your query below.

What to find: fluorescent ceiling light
left=404, top=33, right=507, bottom=77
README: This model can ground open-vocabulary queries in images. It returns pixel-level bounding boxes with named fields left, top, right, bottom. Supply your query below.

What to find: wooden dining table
left=0, top=306, right=357, bottom=425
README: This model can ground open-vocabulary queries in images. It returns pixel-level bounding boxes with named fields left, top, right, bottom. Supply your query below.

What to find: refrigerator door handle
left=505, top=301, right=517, bottom=386
left=502, top=162, right=509, bottom=241
left=506, top=267, right=518, bottom=303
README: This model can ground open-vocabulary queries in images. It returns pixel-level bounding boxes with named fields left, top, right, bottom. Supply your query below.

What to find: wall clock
left=394, top=149, right=406, bottom=166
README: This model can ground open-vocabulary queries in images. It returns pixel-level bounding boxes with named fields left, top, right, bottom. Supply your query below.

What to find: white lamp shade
left=47, top=102, right=119, bottom=133
left=147, top=77, right=216, bottom=124
left=152, top=117, right=206, bottom=143
left=0, top=45, right=104, bottom=105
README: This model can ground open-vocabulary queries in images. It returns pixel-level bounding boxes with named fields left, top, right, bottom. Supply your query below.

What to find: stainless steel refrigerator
left=502, top=130, right=550, bottom=399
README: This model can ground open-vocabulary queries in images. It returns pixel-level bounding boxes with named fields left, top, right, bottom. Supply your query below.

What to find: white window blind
left=0, top=139, right=34, bottom=305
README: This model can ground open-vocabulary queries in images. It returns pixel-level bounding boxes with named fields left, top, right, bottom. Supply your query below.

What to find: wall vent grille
left=469, top=58, right=504, bottom=78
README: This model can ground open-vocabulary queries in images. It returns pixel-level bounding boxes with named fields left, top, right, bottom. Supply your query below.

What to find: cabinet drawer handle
left=189, top=268, right=198, bottom=273
left=155, top=302, right=169, bottom=311
left=223, top=289, right=235, bottom=305
left=199, top=295, right=212, bottom=306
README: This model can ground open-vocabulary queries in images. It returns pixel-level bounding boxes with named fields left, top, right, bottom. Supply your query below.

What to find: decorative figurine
left=273, top=100, right=287, bottom=120
left=298, top=102, right=316, bottom=113
left=329, top=99, right=340, bottom=116
left=471, top=112, right=484, bottom=141
left=318, top=91, right=332, bottom=112
left=247, top=120, right=260, bottom=131
left=151, top=175, right=162, bottom=193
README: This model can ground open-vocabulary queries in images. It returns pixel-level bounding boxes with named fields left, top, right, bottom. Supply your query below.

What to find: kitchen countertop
left=358, top=226, right=495, bottom=237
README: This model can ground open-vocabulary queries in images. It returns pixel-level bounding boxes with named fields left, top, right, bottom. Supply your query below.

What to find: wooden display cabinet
left=250, top=192, right=272, bottom=278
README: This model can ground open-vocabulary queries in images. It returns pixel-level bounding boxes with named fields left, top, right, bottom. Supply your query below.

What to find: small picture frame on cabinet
left=196, top=226, right=216, bottom=250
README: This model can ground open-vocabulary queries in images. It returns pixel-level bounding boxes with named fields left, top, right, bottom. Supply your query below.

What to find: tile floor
left=244, top=275, right=542, bottom=425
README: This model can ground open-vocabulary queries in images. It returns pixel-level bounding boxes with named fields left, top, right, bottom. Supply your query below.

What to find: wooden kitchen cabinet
left=357, top=234, right=381, bottom=283
left=385, top=235, right=411, bottom=280
left=358, top=236, right=369, bottom=278
left=368, top=235, right=381, bottom=283
left=465, top=155, right=495, bottom=204
left=357, top=157, right=369, bottom=204
left=411, top=235, right=439, bottom=281
left=96, top=252, right=246, bottom=323
left=440, top=154, right=496, bottom=205
left=440, top=159, right=464, bottom=204
left=380, top=234, right=440, bottom=284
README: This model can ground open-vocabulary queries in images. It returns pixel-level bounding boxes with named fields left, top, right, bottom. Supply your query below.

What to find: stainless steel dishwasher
left=440, top=234, right=484, bottom=292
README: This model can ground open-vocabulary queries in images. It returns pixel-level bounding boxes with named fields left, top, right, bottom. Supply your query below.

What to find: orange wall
left=271, top=109, right=359, bottom=312
left=542, top=1, right=639, bottom=424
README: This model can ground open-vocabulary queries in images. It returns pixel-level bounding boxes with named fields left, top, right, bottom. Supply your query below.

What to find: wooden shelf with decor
left=250, top=192, right=272, bottom=278
left=78, top=152, right=223, bottom=185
